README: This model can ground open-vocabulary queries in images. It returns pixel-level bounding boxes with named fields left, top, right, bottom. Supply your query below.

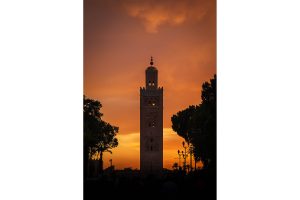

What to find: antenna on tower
left=150, top=56, right=154, bottom=66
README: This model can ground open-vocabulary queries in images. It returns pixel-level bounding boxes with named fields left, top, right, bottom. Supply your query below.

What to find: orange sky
left=84, top=0, right=216, bottom=169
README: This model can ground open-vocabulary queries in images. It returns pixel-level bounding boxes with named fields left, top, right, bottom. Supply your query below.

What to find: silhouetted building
left=140, top=57, right=163, bottom=175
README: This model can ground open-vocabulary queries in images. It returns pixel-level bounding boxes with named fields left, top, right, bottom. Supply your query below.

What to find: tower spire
left=150, top=56, right=154, bottom=66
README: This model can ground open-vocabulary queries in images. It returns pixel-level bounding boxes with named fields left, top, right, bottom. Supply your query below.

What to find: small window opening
left=152, top=122, right=155, bottom=127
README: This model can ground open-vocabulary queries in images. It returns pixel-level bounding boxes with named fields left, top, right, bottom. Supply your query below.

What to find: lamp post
left=177, top=150, right=181, bottom=169
left=181, top=150, right=187, bottom=172
left=182, top=141, right=188, bottom=172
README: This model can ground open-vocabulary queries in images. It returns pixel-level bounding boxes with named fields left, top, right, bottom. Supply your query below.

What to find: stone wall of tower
left=140, top=70, right=163, bottom=174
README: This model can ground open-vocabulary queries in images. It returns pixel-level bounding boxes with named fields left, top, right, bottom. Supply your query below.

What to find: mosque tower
left=140, top=57, right=163, bottom=174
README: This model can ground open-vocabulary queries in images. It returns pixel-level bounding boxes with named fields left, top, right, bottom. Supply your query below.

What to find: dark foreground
left=84, top=169, right=216, bottom=200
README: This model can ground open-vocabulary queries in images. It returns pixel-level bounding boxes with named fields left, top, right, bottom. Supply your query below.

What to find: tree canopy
left=171, top=105, right=197, bottom=145
left=84, top=96, right=103, bottom=149
left=83, top=96, right=118, bottom=174
left=171, top=75, right=216, bottom=169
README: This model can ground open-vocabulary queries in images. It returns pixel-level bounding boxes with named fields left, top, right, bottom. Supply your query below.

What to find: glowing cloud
left=123, top=0, right=207, bottom=33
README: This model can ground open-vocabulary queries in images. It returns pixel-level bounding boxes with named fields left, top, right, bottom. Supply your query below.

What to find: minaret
left=140, top=57, right=163, bottom=175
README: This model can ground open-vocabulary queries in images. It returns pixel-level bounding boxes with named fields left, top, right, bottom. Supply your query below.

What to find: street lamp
left=182, top=141, right=188, bottom=172
left=177, top=150, right=181, bottom=168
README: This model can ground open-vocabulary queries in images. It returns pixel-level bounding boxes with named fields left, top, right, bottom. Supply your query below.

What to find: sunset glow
left=84, top=0, right=216, bottom=169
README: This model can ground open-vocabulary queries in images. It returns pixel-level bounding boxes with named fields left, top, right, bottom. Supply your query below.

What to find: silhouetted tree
left=171, top=75, right=216, bottom=169
left=190, top=103, right=216, bottom=168
left=171, top=105, right=196, bottom=144
left=191, top=75, right=216, bottom=169
left=84, top=96, right=102, bottom=178
left=93, top=120, right=118, bottom=173
left=171, top=106, right=197, bottom=172
left=83, top=96, right=118, bottom=176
